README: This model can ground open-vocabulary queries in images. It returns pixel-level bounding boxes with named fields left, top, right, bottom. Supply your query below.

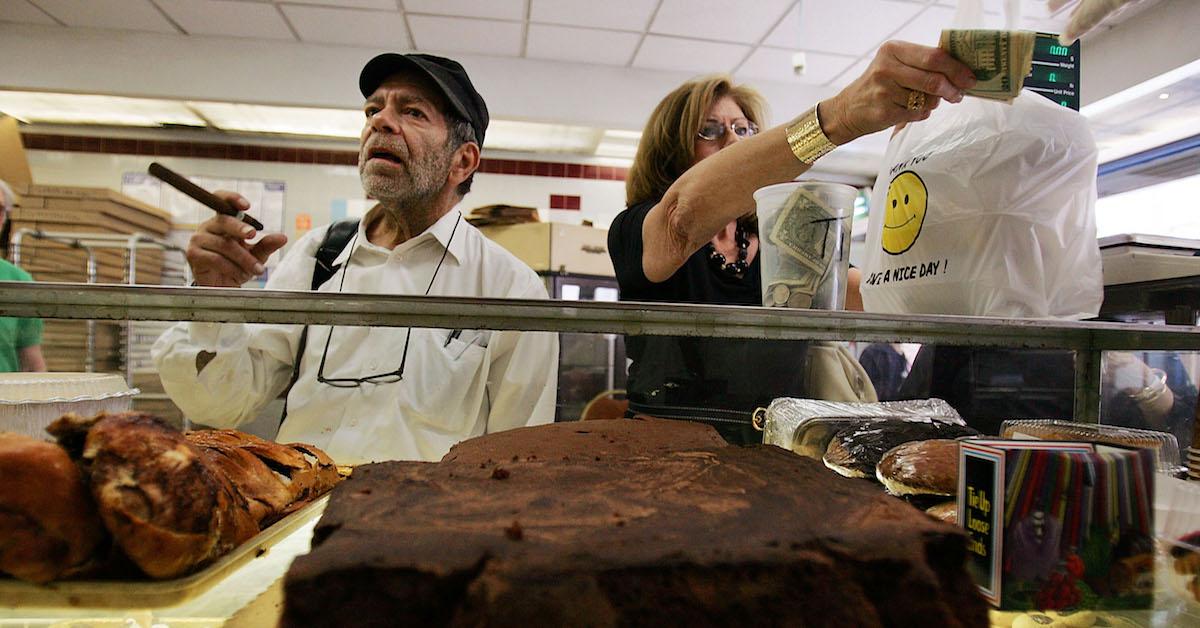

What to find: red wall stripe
left=19, top=133, right=628, bottom=181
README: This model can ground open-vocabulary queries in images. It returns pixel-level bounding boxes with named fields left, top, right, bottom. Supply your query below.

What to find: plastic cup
left=754, top=181, right=857, bottom=310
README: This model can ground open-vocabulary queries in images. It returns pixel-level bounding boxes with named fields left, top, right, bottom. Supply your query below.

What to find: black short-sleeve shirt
left=608, top=200, right=809, bottom=443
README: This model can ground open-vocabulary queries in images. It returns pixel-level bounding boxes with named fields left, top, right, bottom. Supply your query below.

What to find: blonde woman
left=607, top=42, right=975, bottom=442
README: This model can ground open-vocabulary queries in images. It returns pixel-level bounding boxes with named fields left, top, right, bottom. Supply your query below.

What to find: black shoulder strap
left=279, top=219, right=361, bottom=428
left=311, top=219, right=361, bottom=290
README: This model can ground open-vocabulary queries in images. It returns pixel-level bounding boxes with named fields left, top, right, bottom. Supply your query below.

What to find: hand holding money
left=818, top=41, right=976, bottom=145
left=938, top=30, right=1035, bottom=103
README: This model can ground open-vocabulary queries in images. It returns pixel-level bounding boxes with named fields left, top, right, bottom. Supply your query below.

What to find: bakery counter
left=2, top=501, right=1196, bottom=627
left=4, top=281, right=1199, bottom=423
left=3, top=283, right=1200, bottom=625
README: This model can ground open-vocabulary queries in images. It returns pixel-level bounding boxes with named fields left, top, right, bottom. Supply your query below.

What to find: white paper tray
left=0, top=495, right=328, bottom=609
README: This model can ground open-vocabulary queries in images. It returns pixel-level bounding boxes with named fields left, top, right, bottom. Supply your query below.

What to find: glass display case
left=2, top=281, right=1199, bottom=626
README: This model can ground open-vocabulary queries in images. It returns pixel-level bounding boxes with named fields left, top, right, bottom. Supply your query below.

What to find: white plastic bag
left=860, top=91, right=1102, bottom=320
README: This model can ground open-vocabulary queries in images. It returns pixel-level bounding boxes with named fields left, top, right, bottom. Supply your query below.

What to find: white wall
left=23, top=148, right=627, bottom=254
left=1081, top=0, right=1200, bottom=106
left=1095, top=173, right=1200, bottom=240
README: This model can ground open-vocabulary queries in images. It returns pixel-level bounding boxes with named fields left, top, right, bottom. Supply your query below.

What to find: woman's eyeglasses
left=697, top=119, right=759, bottom=142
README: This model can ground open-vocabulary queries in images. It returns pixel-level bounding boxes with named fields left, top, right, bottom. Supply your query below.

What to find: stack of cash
left=764, top=187, right=839, bottom=310
left=938, top=29, right=1035, bottom=103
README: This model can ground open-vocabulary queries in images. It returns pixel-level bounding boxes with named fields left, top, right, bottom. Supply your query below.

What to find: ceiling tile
left=156, top=0, right=294, bottom=39
left=764, top=4, right=800, bottom=48
left=403, top=0, right=525, bottom=21
left=526, top=24, right=640, bottom=67
left=827, top=57, right=870, bottom=89
left=530, top=0, right=658, bottom=31
left=1021, top=16, right=1068, bottom=34
left=796, top=0, right=924, bottom=55
left=737, top=47, right=855, bottom=85
left=0, top=1, right=58, bottom=25
left=408, top=15, right=523, bottom=56
left=632, top=35, right=750, bottom=74
left=282, top=5, right=409, bottom=49
left=650, top=0, right=793, bottom=44
left=32, top=0, right=176, bottom=33
left=891, top=6, right=1003, bottom=48
left=283, top=0, right=398, bottom=9
left=1021, top=0, right=1054, bottom=20
left=930, top=0, right=1033, bottom=21
left=930, top=0, right=1005, bottom=12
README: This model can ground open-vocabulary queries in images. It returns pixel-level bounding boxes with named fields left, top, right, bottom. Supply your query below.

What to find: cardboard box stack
left=6, top=183, right=185, bottom=424
left=9, top=183, right=171, bottom=284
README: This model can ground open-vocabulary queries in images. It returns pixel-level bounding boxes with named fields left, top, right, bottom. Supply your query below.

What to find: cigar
left=148, top=162, right=265, bottom=230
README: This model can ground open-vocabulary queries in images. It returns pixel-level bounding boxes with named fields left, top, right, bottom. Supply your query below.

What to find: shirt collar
left=332, top=206, right=466, bottom=267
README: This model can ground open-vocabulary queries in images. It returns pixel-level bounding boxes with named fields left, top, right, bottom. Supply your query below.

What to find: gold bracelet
left=785, top=105, right=837, bottom=165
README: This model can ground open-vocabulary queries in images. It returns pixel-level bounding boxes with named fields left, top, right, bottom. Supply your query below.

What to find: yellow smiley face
left=882, top=171, right=928, bottom=255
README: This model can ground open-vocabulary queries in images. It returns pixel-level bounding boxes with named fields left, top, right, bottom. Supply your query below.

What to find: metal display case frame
left=3, top=281, right=1200, bottom=422
left=2, top=281, right=1200, bottom=625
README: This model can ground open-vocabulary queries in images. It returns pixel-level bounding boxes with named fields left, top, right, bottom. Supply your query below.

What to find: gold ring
left=906, top=90, right=926, bottom=111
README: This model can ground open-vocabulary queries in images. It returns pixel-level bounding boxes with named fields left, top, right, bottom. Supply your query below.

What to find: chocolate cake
left=823, top=419, right=979, bottom=479
left=282, top=418, right=987, bottom=627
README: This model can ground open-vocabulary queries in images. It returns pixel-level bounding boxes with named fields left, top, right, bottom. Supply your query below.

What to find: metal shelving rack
left=9, top=231, right=190, bottom=385
left=2, top=281, right=1200, bottom=421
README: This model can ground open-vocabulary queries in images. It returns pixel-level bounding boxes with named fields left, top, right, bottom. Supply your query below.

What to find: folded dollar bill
left=938, top=29, right=1035, bottom=104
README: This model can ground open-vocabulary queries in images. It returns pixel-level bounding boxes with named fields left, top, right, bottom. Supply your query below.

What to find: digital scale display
left=1023, top=32, right=1080, bottom=110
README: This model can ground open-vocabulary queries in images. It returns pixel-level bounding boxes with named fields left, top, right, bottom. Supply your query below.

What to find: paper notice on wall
left=259, top=182, right=285, bottom=233
left=123, top=171, right=286, bottom=234
left=120, top=173, right=161, bottom=208
left=162, top=185, right=203, bottom=226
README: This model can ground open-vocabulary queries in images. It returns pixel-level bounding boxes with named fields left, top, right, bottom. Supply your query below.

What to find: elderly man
left=0, top=179, right=46, bottom=373
left=153, top=54, right=558, bottom=464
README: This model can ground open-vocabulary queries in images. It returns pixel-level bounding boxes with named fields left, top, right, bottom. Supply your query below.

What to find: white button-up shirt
left=152, top=208, right=558, bottom=464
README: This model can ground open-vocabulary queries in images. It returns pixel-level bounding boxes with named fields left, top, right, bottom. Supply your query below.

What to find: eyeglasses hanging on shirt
left=696, top=119, right=759, bottom=142
left=316, top=213, right=462, bottom=387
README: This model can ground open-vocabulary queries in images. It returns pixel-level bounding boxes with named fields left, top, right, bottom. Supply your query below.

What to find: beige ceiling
left=1, top=0, right=1194, bottom=176
left=2, top=0, right=1078, bottom=90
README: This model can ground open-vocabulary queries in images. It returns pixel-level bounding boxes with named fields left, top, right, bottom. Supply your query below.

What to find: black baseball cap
left=359, top=53, right=489, bottom=147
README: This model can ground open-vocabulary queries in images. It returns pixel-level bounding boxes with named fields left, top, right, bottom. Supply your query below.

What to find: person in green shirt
left=0, top=179, right=46, bottom=372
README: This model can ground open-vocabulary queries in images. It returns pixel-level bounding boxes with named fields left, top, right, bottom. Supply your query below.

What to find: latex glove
left=1048, top=0, right=1141, bottom=44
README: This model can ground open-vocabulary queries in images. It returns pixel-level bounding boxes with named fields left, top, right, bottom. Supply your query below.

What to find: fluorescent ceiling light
left=485, top=120, right=599, bottom=153
left=0, top=89, right=644, bottom=160
left=594, top=141, right=638, bottom=159
left=187, top=101, right=362, bottom=138
left=594, top=129, right=641, bottom=159
left=0, top=91, right=204, bottom=127
left=603, top=129, right=642, bottom=140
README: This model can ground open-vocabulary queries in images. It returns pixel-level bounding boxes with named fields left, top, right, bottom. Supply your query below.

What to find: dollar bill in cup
left=764, top=187, right=841, bottom=308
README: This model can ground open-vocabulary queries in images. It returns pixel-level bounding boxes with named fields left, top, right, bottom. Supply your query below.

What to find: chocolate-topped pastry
left=823, top=420, right=979, bottom=479
left=926, top=502, right=958, bottom=525
left=876, top=439, right=961, bottom=497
